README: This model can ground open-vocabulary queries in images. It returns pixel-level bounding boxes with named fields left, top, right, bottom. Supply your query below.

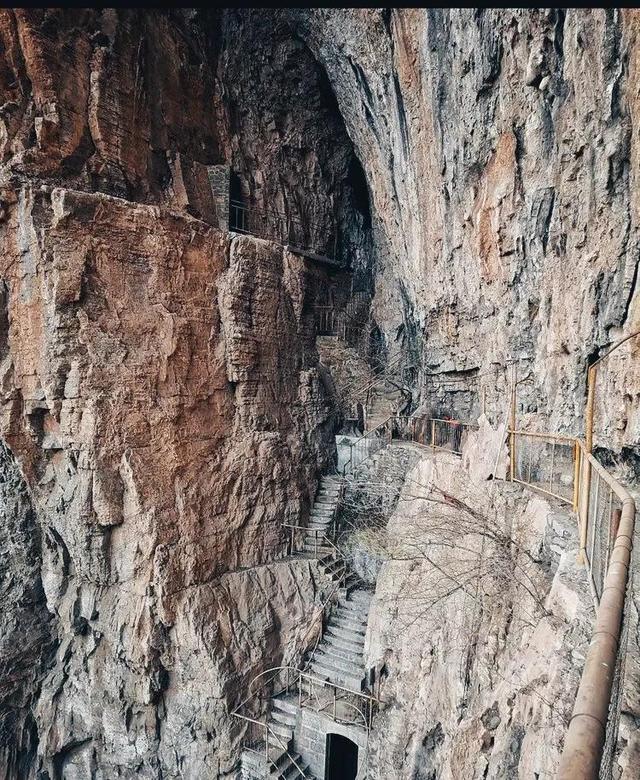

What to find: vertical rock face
left=0, top=7, right=638, bottom=779
left=0, top=442, right=54, bottom=777
left=287, top=8, right=640, bottom=449
left=0, top=9, right=356, bottom=778
left=364, top=446, right=593, bottom=780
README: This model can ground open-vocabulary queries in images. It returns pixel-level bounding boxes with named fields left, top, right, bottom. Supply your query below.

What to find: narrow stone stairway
left=241, top=694, right=315, bottom=779
left=308, top=589, right=371, bottom=691
left=365, top=383, right=406, bottom=431
left=302, top=475, right=342, bottom=556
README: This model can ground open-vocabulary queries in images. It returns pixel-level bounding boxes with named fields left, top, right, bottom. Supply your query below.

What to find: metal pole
left=572, top=441, right=581, bottom=512
left=509, top=364, right=517, bottom=482
left=557, top=494, right=635, bottom=779
left=579, top=366, right=597, bottom=563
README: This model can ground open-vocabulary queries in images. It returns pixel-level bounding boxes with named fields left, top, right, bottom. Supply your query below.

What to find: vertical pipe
left=573, top=442, right=581, bottom=512
left=431, top=419, right=436, bottom=450
left=509, top=364, right=517, bottom=481
left=579, top=367, right=597, bottom=563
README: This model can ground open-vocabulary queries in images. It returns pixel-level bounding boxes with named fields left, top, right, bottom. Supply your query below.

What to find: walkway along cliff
left=0, top=8, right=638, bottom=780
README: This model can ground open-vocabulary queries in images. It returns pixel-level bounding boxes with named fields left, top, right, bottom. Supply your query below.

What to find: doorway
left=325, top=733, right=358, bottom=780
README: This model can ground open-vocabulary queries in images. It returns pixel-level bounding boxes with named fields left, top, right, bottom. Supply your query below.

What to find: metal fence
left=509, top=430, right=578, bottom=507
left=394, top=415, right=474, bottom=455
left=229, top=200, right=338, bottom=260
left=508, top=430, right=636, bottom=779
left=342, top=416, right=393, bottom=476
left=578, top=448, right=628, bottom=604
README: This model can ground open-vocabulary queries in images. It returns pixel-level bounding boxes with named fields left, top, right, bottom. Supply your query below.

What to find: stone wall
left=0, top=181, right=335, bottom=777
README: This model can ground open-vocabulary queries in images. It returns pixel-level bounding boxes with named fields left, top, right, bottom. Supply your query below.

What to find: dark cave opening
left=325, top=733, right=358, bottom=780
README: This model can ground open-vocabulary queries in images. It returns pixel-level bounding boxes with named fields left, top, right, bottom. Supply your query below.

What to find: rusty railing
left=342, top=416, right=393, bottom=476
left=507, top=429, right=635, bottom=779
left=394, top=415, right=475, bottom=455
left=229, top=199, right=338, bottom=261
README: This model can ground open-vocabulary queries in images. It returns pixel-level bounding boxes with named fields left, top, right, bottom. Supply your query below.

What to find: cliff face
left=0, top=7, right=638, bottom=780
left=287, top=8, right=640, bottom=450
left=364, top=437, right=593, bottom=780
left=0, top=9, right=347, bottom=778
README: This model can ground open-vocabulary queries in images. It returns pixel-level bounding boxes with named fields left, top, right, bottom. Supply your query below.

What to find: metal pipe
left=579, top=366, right=597, bottom=562
left=509, top=365, right=517, bottom=481
left=572, top=441, right=581, bottom=512
left=557, top=495, right=635, bottom=779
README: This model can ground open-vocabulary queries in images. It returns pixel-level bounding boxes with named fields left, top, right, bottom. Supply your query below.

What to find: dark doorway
left=325, top=733, right=358, bottom=780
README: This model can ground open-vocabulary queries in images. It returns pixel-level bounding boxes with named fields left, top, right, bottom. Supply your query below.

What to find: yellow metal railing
left=508, top=429, right=579, bottom=508
left=507, top=428, right=635, bottom=780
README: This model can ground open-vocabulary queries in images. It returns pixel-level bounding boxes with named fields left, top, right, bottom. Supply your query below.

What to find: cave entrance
left=325, top=733, right=358, bottom=780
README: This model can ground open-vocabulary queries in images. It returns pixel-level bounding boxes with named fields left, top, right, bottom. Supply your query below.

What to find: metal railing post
left=510, top=364, right=517, bottom=481
left=572, top=441, right=581, bottom=512
left=578, top=365, right=597, bottom=563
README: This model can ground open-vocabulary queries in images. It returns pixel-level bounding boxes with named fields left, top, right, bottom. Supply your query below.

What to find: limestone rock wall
left=364, top=443, right=594, bottom=779
left=287, top=8, right=640, bottom=452
left=0, top=181, right=335, bottom=777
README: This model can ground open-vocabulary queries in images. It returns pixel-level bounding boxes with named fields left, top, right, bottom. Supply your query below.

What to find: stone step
left=307, top=522, right=331, bottom=532
left=340, top=593, right=371, bottom=610
left=336, top=601, right=368, bottom=617
left=310, top=506, right=334, bottom=515
left=272, top=697, right=298, bottom=717
left=322, top=634, right=364, bottom=660
left=303, top=543, right=332, bottom=556
left=326, top=624, right=366, bottom=646
left=315, top=648, right=363, bottom=676
left=268, top=721, right=293, bottom=741
left=333, top=611, right=367, bottom=632
left=318, top=637, right=364, bottom=666
left=332, top=615, right=366, bottom=635
left=316, top=492, right=338, bottom=501
left=308, top=513, right=333, bottom=524
left=270, top=752, right=312, bottom=779
left=270, top=708, right=296, bottom=729
left=310, top=659, right=364, bottom=691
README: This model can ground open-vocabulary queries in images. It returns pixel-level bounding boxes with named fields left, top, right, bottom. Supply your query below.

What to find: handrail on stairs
left=236, top=665, right=380, bottom=733
left=233, top=709, right=308, bottom=779
left=342, top=415, right=394, bottom=476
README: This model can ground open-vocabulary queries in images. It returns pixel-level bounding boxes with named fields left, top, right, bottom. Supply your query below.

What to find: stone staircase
left=301, top=475, right=342, bottom=555
left=365, top=383, right=406, bottom=431
left=308, top=590, right=371, bottom=691
left=300, top=475, right=365, bottom=595
left=240, top=695, right=315, bottom=779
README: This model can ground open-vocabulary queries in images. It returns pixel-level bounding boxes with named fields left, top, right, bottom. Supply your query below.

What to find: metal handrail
left=342, top=415, right=393, bottom=476
left=395, top=415, right=475, bottom=456
left=506, top=429, right=636, bottom=779
left=229, top=199, right=338, bottom=260
left=235, top=664, right=380, bottom=735
left=233, top=709, right=308, bottom=778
